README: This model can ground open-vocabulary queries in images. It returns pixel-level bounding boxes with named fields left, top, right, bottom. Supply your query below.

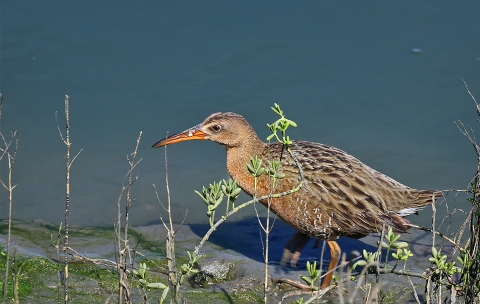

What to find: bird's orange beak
left=151, top=124, right=208, bottom=148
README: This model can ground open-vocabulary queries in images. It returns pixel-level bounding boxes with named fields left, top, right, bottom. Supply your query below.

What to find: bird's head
left=152, top=112, right=259, bottom=149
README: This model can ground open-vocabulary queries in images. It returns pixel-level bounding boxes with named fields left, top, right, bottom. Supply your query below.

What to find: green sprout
left=301, top=261, right=320, bottom=291
left=221, top=179, right=241, bottom=213
left=266, top=103, right=297, bottom=147
left=266, top=159, right=285, bottom=180
left=180, top=251, right=201, bottom=285
left=429, top=247, right=462, bottom=276
left=133, top=262, right=168, bottom=290
left=247, top=156, right=265, bottom=178
left=392, top=248, right=413, bottom=261
left=247, top=156, right=265, bottom=194
left=194, top=181, right=225, bottom=227
left=352, top=249, right=381, bottom=270
left=379, top=227, right=409, bottom=250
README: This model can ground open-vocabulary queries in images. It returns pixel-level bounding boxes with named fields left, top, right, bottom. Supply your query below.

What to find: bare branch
left=55, top=111, right=67, bottom=145
left=153, top=184, right=168, bottom=213
left=462, top=78, right=480, bottom=115
left=68, top=148, right=84, bottom=170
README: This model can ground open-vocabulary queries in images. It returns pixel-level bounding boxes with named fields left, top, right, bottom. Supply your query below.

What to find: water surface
left=1, top=1, right=479, bottom=231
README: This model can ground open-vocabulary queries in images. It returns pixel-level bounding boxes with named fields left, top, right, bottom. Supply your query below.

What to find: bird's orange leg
left=320, top=240, right=341, bottom=289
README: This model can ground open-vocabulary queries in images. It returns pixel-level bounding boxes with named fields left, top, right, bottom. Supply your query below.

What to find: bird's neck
left=225, top=139, right=289, bottom=221
left=225, top=137, right=266, bottom=195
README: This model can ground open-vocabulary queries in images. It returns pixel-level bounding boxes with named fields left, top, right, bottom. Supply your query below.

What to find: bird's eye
left=211, top=125, right=222, bottom=132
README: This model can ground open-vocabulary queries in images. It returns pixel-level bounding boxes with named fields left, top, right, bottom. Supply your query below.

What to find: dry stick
left=12, top=248, right=18, bottom=304
left=455, top=128, right=480, bottom=300
left=126, top=132, right=142, bottom=299
left=115, top=132, right=142, bottom=304
left=366, top=282, right=383, bottom=304
left=349, top=260, right=376, bottom=303
left=427, top=195, right=438, bottom=304
left=66, top=247, right=122, bottom=269
left=55, top=95, right=82, bottom=304
left=281, top=286, right=335, bottom=303
left=162, top=143, right=181, bottom=303
left=253, top=165, right=280, bottom=303
left=443, top=189, right=473, bottom=258
left=337, top=253, right=347, bottom=304
left=318, top=240, right=326, bottom=292
left=376, top=224, right=386, bottom=284
left=62, top=95, right=71, bottom=303
left=0, top=94, right=19, bottom=304
left=302, top=286, right=335, bottom=304
left=152, top=143, right=187, bottom=303
left=250, top=181, right=268, bottom=301
left=408, top=224, right=465, bottom=253
left=263, top=178, right=279, bottom=303
left=406, top=274, right=421, bottom=304
left=459, top=79, right=480, bottom=302
left=371, top=224, right=386, bottom=303
left=54, top=223, right=63, bottom=304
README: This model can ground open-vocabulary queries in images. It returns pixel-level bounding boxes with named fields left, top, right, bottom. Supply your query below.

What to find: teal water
left=1, top=1, right=479, bottom=229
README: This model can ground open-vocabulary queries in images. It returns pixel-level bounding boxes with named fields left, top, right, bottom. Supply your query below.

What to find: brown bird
left=152, top=112, right=441, bottom=289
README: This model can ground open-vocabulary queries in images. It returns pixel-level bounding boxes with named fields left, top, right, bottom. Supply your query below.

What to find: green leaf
left=232, top=187, right=241, bottom=197
left=352, top=260, right=367, bottom=269
left=380, top=241, right=389, bottom=248
left=257, top=167, right=265, bottom=176
left=194, top=190, right=209, bottom=204
left=160, top=287, right=170, bottom=304
left=391, top=242, right=408, bottom=249
left=301, top=276, right=312, bottom=284
left=286, top=119, right=297, bottom=127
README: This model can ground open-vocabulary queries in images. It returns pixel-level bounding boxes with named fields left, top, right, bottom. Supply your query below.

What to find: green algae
left=0, top=221, right=265, bottom=303
left=0, top=254, right=262, bottom=303
left=0, top=255, right=119, bottom=303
